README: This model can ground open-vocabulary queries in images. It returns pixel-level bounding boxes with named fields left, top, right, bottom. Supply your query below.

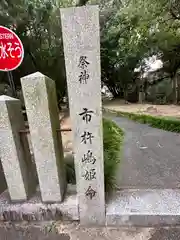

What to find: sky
left=145, top=55, right=163, bottom=72
left=134, top=55, right=163, bottom=77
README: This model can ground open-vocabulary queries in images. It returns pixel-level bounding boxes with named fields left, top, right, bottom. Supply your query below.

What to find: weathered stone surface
left=0, top=222, right=70, bottom=240
left=21, top=72, right=66, bottom=203
left=0, top=95, right=35, bottom=201
left=0, top=161, right=7, bottom=195
left=0, top=185, right=78, bottom=222
left=60, top=6, right=105, bottom=225
left=106, top=189, right=180, bottom=226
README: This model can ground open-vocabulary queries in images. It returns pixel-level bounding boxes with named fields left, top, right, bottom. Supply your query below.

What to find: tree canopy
left=0, top=0, right=180, bottom=103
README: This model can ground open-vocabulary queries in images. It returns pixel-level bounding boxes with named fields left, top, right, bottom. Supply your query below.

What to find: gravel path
left=108, top=115, right=180, bottom=189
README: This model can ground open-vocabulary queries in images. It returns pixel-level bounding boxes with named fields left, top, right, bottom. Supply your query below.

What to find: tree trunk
left=138, top=81, right=145, bottom=104
left=76, top=0, right=89, bottom=6
left=48, top=24, right=52, bottom=48
left=172, top=74, right=178, bottom=104
left=124, top=88, right=128, bottom=103
left=138, top=92, right=145, bottom=104
left=177, top=75, right=180, bottom=104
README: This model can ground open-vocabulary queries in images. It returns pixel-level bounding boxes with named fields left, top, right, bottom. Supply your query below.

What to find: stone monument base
left=0, top=185, right=78, bottom=222
left=1, top=188, right=180, bottom=227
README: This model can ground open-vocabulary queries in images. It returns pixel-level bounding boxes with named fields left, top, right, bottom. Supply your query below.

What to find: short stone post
left=0, top=95, right=35, bottom=201
left=60, top=6, right=105, bottom=225
left=21, top=72, right=66, bottom=203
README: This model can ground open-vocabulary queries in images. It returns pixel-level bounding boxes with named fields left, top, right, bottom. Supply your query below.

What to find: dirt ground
left=104, top=99, right=180, bottom=119
left=3, top=221, right=180, bottom=240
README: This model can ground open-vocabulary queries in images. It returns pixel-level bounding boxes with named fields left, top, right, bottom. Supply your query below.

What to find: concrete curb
left=106, top=189, right=180, bottom=226
left=1, top=187, right=180, bottom=227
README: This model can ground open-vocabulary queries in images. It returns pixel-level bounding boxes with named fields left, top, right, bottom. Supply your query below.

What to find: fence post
left=0, top=95, right=35, bottom=201
left=60, top=6, right=105, bottom=225
left=21, top=72, right=66, bottom=202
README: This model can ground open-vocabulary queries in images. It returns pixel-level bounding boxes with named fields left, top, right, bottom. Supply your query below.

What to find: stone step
left=106, top=189, right=180, bottom=227
left=1, top=187, right=180, bottom=226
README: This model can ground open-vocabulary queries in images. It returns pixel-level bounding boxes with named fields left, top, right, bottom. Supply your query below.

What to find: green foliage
left=1, top=0, right=180, bottom=102
left=0, top=0, right=71, bottom=101
left=66, top=161, right=76, bottom=184
left=99, top=0, right=180, bottom=100
left=146, top=78, right=173, bottom=104
left=100, top=0, right=151, bottom=97
left=114, top=111, right=180, bottom=133
left=103, top=118, right=124, bottom=193
left=66, top=118, right=124, bottom=193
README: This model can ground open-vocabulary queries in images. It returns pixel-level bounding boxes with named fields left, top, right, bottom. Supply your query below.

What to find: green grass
left=103, top=118, right=124, bottom=193
left=105, top=109, right=180, bottom=133
left=66, top=118, right=124, bottom=193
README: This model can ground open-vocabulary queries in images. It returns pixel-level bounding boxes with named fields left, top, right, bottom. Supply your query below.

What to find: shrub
left=109, top=110, right=180, bottom=133
left=103, top=118, right=124, bottom=193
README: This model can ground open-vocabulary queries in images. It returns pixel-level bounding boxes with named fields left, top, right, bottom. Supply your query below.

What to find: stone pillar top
left=0, top=95, right=18, bottom=101
left=21, top=71, right=45, bottom=79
